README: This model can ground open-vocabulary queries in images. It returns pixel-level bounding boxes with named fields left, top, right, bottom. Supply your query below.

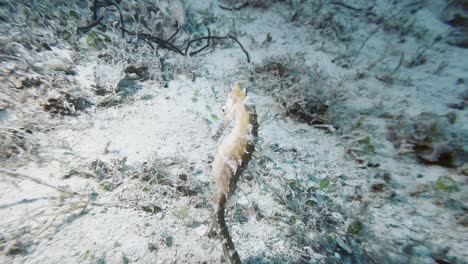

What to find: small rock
left=447, top=29, right=468, bottom=48
left=370, top=183, right=386, bottom=192
left=97, top=93, right=123, bottom=107
left=410, top=184, right=430, bottom=197
left=125, top=65, right=149, bottom=80
left=331, top=212, right=344, bottom=222
left=347, top=220, right=364, bottom=236
left=234, top=209, right=248, bottom=224
left=141, top=203, right=162, bottom=214
left=456, top=214, right=468, bottom=227
left=41, top=43, right=52, bottom=51
left=164, top=236, right=173, bottom=247
left=201, top=242, right=210, bottom=250
left=0, top=235, right=5, bottom=250
left=364, top=243, right=409, bottom=263
left=189, top=196, right=201, bottom=208
left=23, top=77, right=41, bottom=88
left=106, top=251, right=126, bottom=264
left=6, top=240, right=24, bottom=256
left=445, top=112, right=457, bottom=124
left=382, top=172, right=392, bottom=182
left=336, top=237, right=352, bottom=254
left=172, top=206, right=189, bottom=220
left=237, top=196, right=249, bottom=206
left=412, top=245, right=432, bottom=257
left=178, top=173, right=187, bottom=181
left=447, top=102, right=465, bottom=110
left=460, top=166, right=468, bottom=176
left=43, top=96, right=75, bottom=115
left=148, top=242, right=158, bottom=252
left=41, top=58, right=75, bottom=74
left=435, top=175, right=459, bottom=192
left=431, top=245, right=451, bottom=263
left=156, top=212, right=163, bottom=219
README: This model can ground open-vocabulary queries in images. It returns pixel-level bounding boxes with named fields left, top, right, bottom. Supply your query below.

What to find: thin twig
left=0, top=168, right=81, bottom=196
left=0, top=197, right=57, bottom=209
left=351, top=10, right=404, bottom=66
left=77, top=16, right=104, bottom=33
left=219, top=2, right=250, bottom=11
left=390, top=52, right=404, bottom=75
left=146, top=41, right=155, bottom=50
left=329, top=1, right=363, bottom=11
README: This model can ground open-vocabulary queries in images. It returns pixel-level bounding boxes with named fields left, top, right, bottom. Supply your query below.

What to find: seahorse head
left=221, top=83, right=247, bottom=123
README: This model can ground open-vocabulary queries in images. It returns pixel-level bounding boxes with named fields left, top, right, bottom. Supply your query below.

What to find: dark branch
left=167, top=21, right=180, bottom=43
left=82, top=4, right=251, bottom=63
left=89, top=0, right=124, bottom=36
left=92, top=0, right=98, bottom=20
left=228, top=34, right=251, bottom=63
left=189, top=28, right=211, bottom=56
left=142, top=34, right=185, bottom=55
left=183, top=31, right=250, bottom=62
left=185, top=35, right=228, bottom=55
left=123, top=28, right=186, bottom=55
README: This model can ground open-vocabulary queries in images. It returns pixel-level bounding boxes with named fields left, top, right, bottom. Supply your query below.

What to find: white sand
left=1, top=0, right=466, bottom=263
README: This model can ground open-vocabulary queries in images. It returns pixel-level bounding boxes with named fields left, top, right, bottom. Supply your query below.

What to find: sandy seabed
left=0, top=0, right=467, bottom=263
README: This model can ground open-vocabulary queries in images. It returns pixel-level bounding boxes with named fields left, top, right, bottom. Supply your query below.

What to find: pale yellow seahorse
left=210, top=83, right=257, bottom=264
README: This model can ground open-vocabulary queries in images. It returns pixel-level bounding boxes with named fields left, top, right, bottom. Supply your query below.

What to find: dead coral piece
left=43, top=92, right=92, bottom=116
left=89, top=159, right=127, bottom=191
left=125, top=65, right=149, bottom=80
left=137, top=159, right=170, bottom=185
left=440, top=0, right=468, bottom=27
left=95, top=61, right=126, bottom=96
left=388, top=112, right=467, bottom=168
left=284, top=98, right=329, bottom=126
left=250, top=55, right=333, bottom=128
left=446, top=29, right=468, bottom=48
left=5, top=239, right=25, bottom=256
left=0, top=128, right=35, bottom=160
left=17, top=77, right=42, bottom=89
left=43, top=97, right=73, bottom=115
left=414, top=141, right=463, bottom=168
left=441, top=0, right=468, bottom=48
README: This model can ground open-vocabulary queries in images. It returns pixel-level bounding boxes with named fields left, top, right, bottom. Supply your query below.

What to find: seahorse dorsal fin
left=232, top=83, right=247, bottom=100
